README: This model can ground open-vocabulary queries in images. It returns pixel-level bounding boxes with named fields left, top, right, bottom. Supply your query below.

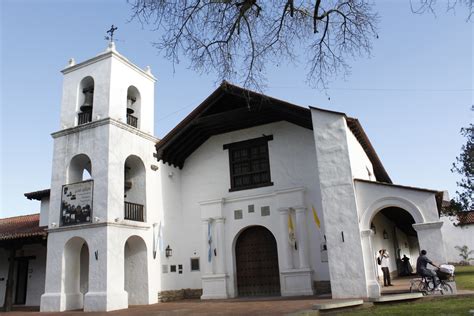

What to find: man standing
left=379, top=249, right=393, bottom=286
left=416, top=250, right=440, bottom=290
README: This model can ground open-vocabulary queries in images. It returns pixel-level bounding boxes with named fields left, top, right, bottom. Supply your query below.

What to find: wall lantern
left=383, top=229, right=389, bottom=239
left=370, top=223, right=376, bottom=234
left=165, top=245, right=173, bottom=258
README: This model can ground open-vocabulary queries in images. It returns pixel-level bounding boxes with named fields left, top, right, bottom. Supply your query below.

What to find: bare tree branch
left=129, top=0, right=380, bottom=90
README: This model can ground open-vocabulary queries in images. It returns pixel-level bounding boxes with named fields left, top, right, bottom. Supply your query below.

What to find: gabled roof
left=0, top=214, right=47, bottom=241
left=24, top=189, right=50, bottom=201
left=155, top=81, right=391, bottom=183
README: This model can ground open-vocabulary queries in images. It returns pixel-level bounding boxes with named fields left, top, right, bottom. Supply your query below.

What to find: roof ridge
left=0, top=213, right=40, bottom=222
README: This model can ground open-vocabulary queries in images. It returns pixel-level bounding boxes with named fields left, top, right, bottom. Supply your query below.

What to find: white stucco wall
left=39, top=197, right=50, bottom=227
left=159, top=121, right=329, bottom=295
left=310, top=108, right=368, bottom=298
left=346, top=126, right=374, bottom=181
left=441, top=216, right=474, bottom=264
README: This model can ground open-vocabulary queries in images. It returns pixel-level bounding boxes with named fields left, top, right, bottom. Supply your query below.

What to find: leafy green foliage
left=445, top=106, right=473, bottom=214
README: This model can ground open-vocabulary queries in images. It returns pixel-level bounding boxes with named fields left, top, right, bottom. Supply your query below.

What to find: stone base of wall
left=314, top=281, right=331, bottom=294
left=158, top=289, right=203, bottom=302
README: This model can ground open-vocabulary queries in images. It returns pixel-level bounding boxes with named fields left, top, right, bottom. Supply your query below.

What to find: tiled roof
left=24, top=189, right=50, bottom=201
left=457, top=211, right=474, bottom=226
left=0, top=213, right=47, bottom=241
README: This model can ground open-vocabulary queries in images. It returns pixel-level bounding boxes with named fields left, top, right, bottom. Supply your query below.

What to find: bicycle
left=409, top=269, right=454, bottom=295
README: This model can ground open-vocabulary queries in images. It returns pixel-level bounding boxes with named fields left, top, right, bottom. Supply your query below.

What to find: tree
left=130, top=0, right=379, bottom=89
left=410, top=0, right=473, bottom=21
left=130, top=0, right=473, bottom=90
left=448, top=106, right=474, bottom=213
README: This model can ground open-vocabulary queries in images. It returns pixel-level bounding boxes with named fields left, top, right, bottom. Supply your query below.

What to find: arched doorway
left=235, top=226, right=280, bottom=296
left=124, top=236, right=148, bottom=306
left=62, top=237, right=89, bottom=311
left=371, top=207, right=419, bottom=291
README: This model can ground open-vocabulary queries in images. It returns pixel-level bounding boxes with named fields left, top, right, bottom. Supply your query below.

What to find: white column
left=413, top=221, right=447, bottom=264
left=278, top=207, right=293, bottom=270
left=215, top=217, right=226, bottom=274
left=294, top=207, right=310, bottom=269
left=201, top=218, right=213, bottom=275
left=361, top=229, right=380, bottom=298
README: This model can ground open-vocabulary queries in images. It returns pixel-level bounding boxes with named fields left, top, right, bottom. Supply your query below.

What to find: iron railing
left=78, top=112, right=92, bottom=125
left=124, top=201, right=144, bottom=222
left=127, top=114, right=138, bottom=128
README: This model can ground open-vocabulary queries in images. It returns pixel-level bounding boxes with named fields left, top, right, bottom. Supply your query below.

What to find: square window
left=248, top=205, right=255, bottom=213
left=170, top=265, right=176, bottom=272
left=261, top=206, right=270, bottom=216
left=191, top=258, right=200, bottom=271
left=234, top=209, right=243, bottom=220
left=162, top=265, right=168, bottom=273
left=224, top=136, right=274, bottom=191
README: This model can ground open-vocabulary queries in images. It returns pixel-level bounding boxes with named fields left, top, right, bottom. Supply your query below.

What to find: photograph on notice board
left=61, top=180, right=93, bottom=226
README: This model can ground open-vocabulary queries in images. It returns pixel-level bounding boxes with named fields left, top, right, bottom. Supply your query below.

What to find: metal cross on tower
left=105, top=25, right=118, bottom=42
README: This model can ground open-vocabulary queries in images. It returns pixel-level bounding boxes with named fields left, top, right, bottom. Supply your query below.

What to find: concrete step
left=312, top=299, right=364, bottom=311
left=369, top=293, right=423, bottom=303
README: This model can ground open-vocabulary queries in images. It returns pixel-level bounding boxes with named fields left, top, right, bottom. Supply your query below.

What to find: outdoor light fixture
left=165, top=245, right=173, bottom=258
left=371, top=223, right=376, bottom=234
left=383, top=229, right=388, bottom=239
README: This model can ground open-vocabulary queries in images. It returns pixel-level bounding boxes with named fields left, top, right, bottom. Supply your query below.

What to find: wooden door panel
left=236, top=226, right=280, bottom=296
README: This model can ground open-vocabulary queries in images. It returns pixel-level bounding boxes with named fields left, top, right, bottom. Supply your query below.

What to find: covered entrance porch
left=355, top=179, right=447, bottom=298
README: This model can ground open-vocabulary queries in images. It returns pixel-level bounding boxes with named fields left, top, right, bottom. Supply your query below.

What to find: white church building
left=0, top=43, right=449, bottom=312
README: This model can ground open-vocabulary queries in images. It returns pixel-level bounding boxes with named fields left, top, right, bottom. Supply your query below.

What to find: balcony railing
left=78, top=112, right=92, bottom=125
left=124, top=201, right=144, bottom=222
left=127, top=114, right=138, bottom=128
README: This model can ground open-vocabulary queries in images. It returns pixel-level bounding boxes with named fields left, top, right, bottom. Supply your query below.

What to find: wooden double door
left=235, top=226, right=281, bottom=296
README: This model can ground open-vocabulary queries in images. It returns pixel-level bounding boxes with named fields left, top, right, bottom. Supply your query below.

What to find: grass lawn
left=340, top=266, right=474, bottom=315
left=455, top=265, right=474, bottom=290
left=339, top=297, right=474, bottom=315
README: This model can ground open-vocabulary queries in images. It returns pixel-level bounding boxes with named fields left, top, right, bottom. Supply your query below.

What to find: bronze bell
left=127, top=96, right=136, bottom=114
left=80, top=87, right=94, bottom=112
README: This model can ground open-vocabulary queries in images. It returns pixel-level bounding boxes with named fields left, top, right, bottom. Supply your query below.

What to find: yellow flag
left=312, top=206, right=321, bottom=229
left=288, top=213, right=297, bottom=250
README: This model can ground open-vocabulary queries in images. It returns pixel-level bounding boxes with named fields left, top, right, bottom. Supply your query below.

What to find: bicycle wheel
left=410, top=280, right=423, bottom=293
left=440, top=282, right=453, bottom=295
left=418, top=281, right=428, bottom=295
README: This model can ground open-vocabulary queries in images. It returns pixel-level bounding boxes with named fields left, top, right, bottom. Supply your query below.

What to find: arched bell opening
left=62, top=237, right=89, bottom=311
left=77, top=76, right=94, bottom=125
left=68, top=154, right=92, bottom=184
left=62, top=154, right=93, bottom=226
left=126, top=86, right=141, bottom=128
left=123, top=155, right=146, bottom=222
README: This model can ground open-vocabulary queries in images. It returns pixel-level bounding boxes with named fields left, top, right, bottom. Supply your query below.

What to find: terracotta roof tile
left=457, top=211, right=474, bottom=226
left=0, top=213, right=47, bottom=241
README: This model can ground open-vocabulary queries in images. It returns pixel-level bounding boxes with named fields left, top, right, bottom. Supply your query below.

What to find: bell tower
left=41, top=41, right=159, bottom=312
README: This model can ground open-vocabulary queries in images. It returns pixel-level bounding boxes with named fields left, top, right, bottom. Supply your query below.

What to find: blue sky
left=1, top=1, right=472, bottom=218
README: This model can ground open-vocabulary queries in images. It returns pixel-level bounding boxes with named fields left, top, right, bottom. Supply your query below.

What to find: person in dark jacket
left=416, top=249, right=440, bottom=290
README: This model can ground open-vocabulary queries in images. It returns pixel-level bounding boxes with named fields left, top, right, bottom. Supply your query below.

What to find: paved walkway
left=3, top=296, right=326, bottom=316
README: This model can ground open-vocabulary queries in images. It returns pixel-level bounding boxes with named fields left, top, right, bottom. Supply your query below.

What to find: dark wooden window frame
left=223, top=135, right=274, bottom=192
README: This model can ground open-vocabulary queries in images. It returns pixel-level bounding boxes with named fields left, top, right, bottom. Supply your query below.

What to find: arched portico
left=62, top=237, right=89, bottom=311
left=355, top=180, right=446, bottom=298
left=361, top=197, right=425, bottom=231
left=124, top=235, right=149, bottom=306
